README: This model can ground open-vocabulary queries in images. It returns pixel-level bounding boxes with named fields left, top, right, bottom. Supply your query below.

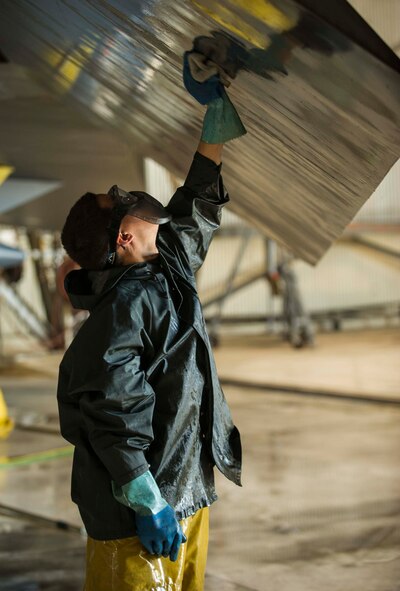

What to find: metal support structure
left=345, top=235, right=400, bottom=259
left=202, top=268, right=266, bottom=310
left=278, top=258, right=315, bottom=348
left=264, top=238, right=281, bottom=334
left=27, top=230, right=65, bottom=349
left=203, top=233, right=314, bottom=349
left=0, top=279, right=51, bottom=341
left=204, top=301, right=400, bottom=327
left=207, top=230, right=252, bottom=346
left=27, top=230, right=54, bottom=324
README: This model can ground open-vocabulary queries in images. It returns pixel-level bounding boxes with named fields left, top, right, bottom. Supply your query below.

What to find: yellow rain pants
left=84, top=507, right=209, bottom=591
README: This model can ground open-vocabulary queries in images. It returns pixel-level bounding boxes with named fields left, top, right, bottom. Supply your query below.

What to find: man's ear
left=116, top=231, right=134, bottom=247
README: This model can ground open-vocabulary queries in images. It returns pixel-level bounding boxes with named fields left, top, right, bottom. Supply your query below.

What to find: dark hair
left=61, top=192, right=112, bottom=270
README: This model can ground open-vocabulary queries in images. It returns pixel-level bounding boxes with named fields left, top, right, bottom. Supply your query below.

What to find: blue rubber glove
left=135, top=505, right=185, bottom=561
left=183, top=51, right=224, bottom=105
left=112, top=471, right=186, bottom=561
left=183, top=50, right=246, bottom=143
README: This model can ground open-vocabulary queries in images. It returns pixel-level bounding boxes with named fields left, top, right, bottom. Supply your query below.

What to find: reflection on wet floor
left=207, top=387, right=400, bottom=590
left=0, top=514, right=85, bottom=591
left=0, top=331, right=400, bottom=590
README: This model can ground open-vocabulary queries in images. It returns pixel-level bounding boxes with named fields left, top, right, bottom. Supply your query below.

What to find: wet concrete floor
left=0, top=328, right=399, bottom=590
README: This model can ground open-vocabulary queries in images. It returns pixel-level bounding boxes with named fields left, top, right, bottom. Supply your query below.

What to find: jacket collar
left=65, top=262, right=150, bottom=310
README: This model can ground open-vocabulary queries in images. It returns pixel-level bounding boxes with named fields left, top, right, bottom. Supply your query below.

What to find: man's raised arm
left=196, top=141, right=223, bottom=166
left=160, top=48, right=247, bottom=274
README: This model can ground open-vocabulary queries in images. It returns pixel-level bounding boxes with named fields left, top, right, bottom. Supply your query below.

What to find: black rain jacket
left=57, top=152, right=242, bottom=540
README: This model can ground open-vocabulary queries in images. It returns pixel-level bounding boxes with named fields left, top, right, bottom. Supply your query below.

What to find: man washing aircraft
left=57, top=45, right=246, bottom=590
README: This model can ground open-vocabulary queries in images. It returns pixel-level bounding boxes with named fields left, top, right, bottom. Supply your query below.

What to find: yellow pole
left=0, top=388, right=14, bottom=439
left=0, top=165, right=15, bottom=186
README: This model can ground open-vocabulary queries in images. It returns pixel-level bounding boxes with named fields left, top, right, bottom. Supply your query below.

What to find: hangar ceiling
left=0, top=0, right=399, bottom=263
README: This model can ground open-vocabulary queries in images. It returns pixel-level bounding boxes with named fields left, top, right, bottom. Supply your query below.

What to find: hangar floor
left=0, top=328, right=399, bottom=591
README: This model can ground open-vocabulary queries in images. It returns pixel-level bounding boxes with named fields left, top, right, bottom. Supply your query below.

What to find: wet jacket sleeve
left=166, top=151, right=229, bottom=273
left=61, top=289, right=155, bottom=486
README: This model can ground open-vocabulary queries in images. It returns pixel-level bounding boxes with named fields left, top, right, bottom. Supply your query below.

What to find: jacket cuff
left=184, top=151, right=222, bottom=194
left=112, top=456, right=150, bottom=486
